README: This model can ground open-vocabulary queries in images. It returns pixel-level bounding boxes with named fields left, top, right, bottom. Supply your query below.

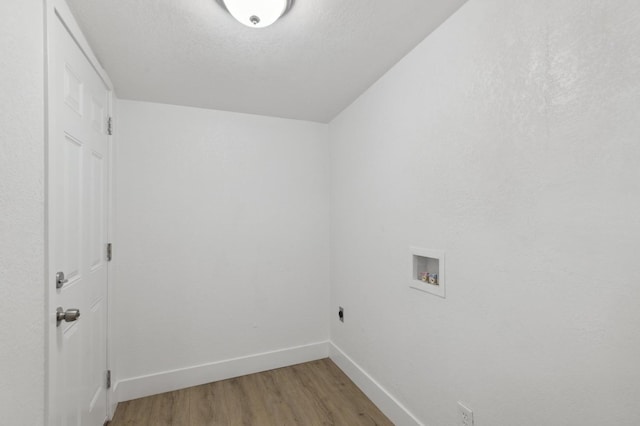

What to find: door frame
left=44, top=0, right=116, bottom=422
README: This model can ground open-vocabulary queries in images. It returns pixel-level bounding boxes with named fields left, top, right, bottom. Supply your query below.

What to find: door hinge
left=106, top=370, right=112, bottom=389
left=106, top=243, right=113, bottom=262
left=107, top=116, right=113, bottom=135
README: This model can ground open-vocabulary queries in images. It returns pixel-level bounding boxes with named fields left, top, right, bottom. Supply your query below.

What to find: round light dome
left=222, top=0, right=290, bottom=28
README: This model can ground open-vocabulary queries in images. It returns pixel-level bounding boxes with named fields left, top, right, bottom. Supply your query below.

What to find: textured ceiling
left=66, top=0, right=467, bottom=122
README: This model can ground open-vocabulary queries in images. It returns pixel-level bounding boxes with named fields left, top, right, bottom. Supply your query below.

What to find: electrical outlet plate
left=458, top=402, right=474, bottom=426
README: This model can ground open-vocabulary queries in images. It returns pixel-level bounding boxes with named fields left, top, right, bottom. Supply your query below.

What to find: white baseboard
left=116, top=341, right=330, bottom=402
left=329, top=342, right=423, bottom=426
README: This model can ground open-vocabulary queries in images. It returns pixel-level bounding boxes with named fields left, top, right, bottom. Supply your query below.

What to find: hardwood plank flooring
left=109, top=358, right=393, bottom=425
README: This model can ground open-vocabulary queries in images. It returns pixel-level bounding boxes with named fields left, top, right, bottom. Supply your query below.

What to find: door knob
left=56, top=307, right=80, bottom=327
left=56, top=271, right=68, bottom=289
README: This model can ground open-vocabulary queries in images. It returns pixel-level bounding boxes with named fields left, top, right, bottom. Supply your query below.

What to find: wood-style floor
left=109, top=358, right=393, bottom=425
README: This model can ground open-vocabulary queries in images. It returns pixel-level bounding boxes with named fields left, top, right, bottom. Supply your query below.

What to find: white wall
left=114, top=100, right=330, bottom=397
left=329, top=1, right=640, bottom=425
left=0, top=1, right=45, bottom=424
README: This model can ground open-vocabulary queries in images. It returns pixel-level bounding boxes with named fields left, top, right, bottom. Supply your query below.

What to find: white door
left=48, top=10, right=110, bottom=426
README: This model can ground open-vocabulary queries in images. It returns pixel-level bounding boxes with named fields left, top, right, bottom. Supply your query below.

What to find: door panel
left=50, top=11, right=110, bottom=426
left=61, top=133, right=83, bottom=284
left=56, top=321, right=82, bottom=425
left=90, top=151, right=105, bottom=271
left=63, top=64, right=83, bottom=116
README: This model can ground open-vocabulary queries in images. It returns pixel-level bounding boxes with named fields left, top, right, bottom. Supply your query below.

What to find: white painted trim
left=116, top=341, right=330, bottom=402
left=329, top=342, right=424, bottom=426
left=106, top=94, right=117, bottom=420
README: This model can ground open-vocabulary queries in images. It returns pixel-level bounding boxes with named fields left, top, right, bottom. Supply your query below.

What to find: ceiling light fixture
left=221, top=0, right=293, bottom=28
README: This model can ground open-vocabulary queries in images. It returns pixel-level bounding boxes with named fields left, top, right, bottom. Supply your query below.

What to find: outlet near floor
left=458, top=401, right=473, bottom=426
